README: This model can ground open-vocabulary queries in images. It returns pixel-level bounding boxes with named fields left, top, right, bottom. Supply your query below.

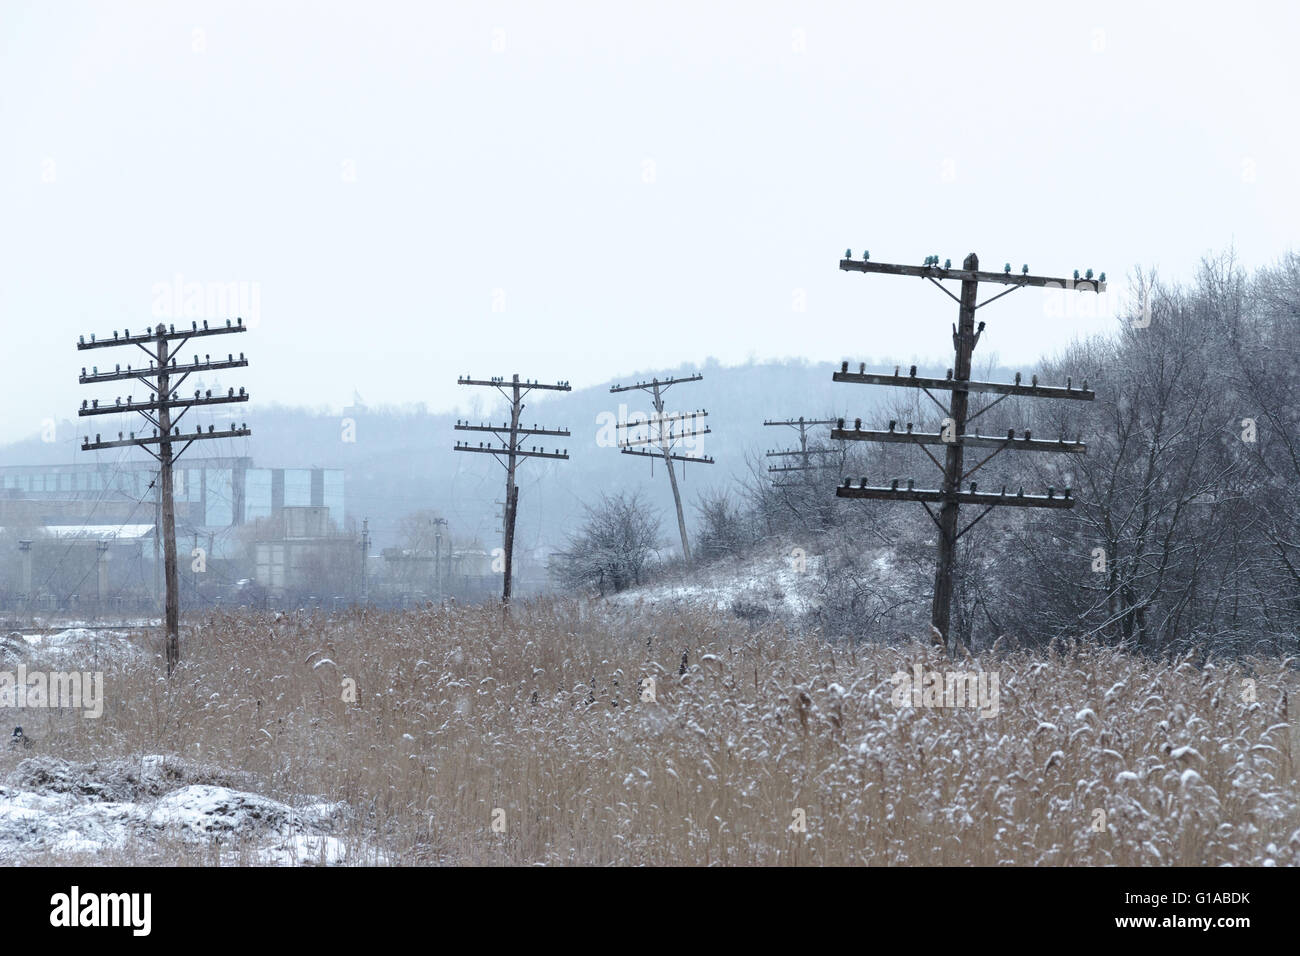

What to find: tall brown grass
left=8, top=600, right=1297, bottom=865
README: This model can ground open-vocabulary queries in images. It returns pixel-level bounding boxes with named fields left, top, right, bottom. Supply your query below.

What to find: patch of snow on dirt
left=6, top=628, right=146, bottom=667
left=610, top=547, right=823, bottom=618
left=0, top=755, right=370, bottom=865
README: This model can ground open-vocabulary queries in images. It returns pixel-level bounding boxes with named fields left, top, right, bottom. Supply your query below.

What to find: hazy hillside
left=2, top=356, right=1020, bottom=555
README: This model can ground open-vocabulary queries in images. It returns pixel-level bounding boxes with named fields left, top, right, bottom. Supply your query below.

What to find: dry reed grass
left=8, top=600, right=1297, bottom=865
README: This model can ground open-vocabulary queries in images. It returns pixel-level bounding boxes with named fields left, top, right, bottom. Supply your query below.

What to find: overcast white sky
left=1, top=0, right=1296, bottom=445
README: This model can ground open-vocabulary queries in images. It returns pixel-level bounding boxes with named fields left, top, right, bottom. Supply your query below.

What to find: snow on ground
left=0, top=623, right=382, bottom=865
left=21, top=617, right=157, bottom=630
left=609, top=546, right=824, bottom=618
left=0, top=755, right=373, bottom=865
left=3, top=626, right=147, bottom=667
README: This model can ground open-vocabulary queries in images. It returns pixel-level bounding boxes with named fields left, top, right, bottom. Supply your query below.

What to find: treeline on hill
left=554, top=251, right=1300, bottom=658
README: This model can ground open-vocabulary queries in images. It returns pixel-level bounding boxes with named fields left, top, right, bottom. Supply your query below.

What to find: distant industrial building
left=0, top=457, right=348, bottom=612
left=252, top=505, right=360, bottom=598
left=0, top=458, right=342, bottom=550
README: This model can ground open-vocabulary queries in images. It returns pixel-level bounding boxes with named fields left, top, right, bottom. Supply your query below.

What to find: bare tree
left=550, top=492, right=662, bottom=596
left=693, top=488, right=762, bottom=561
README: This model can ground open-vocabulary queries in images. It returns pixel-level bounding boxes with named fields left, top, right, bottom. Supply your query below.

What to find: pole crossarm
left=609, top=374, right=703, bottom=394
left=620, top=447, right=714, bottom=465
left=836, top=480, right=1074, bottom=509
left=79, top=356, right=248, bottom=385
left=839, top=257, right=1106, bottom=293
left=617, top=410, right=708, bottom=428
left=454, top=442, right=569, bottom=461
left=78, top=392, right=249, bottom=417
left=833, top=365, right=1094, bottom=401
left=82, top=426, right=251, bottom=451
left=763, top=417, right=838, bottom=427
left=618, top=428, right=711, bottom=449
left=457, top=377, right=570, bottom=392
left=76, top=320, right=247, bottom=351
left=765, top=447, right=841, bottom=457
left=454, top=422, right=571, bottom=438
left=831, top=424, right=1086, bottom=455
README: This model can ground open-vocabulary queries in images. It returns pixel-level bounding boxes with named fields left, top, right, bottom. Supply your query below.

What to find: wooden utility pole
left=764, top=416, right=842, bottom=488
left=610, top=375, right=714, bottom=562
left=834, top=250, right=1103, bottom=650
left=360, top=517, right=370, bottom=603
left=431, top=516, right=448, bottom=597
left=77, top=319, right=250, bottom=674
left=454, top=374, right=571, bottom=604
left=156, top=330, right=178, bottom=656
left=153, top=483, right=161, bottom=604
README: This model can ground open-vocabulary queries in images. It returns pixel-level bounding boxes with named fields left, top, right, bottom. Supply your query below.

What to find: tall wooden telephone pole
left=764, top=417, right=841, bottom=487
left=610, top=375, right=714, bottom=563
left=359, top=518, right=371, bottom=603
left=454, top=374, right=571, bottom=604
left=77, top=319, right=250, bottom=674
left=834, top=250, right=1102, bottom=650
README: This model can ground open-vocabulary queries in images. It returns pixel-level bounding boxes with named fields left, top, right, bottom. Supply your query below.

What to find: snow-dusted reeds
left=10, top=601, right=1297, bottom=865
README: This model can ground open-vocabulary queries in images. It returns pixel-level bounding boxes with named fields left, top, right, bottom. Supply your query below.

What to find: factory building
left=0, top=458, right=348, bottom=611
